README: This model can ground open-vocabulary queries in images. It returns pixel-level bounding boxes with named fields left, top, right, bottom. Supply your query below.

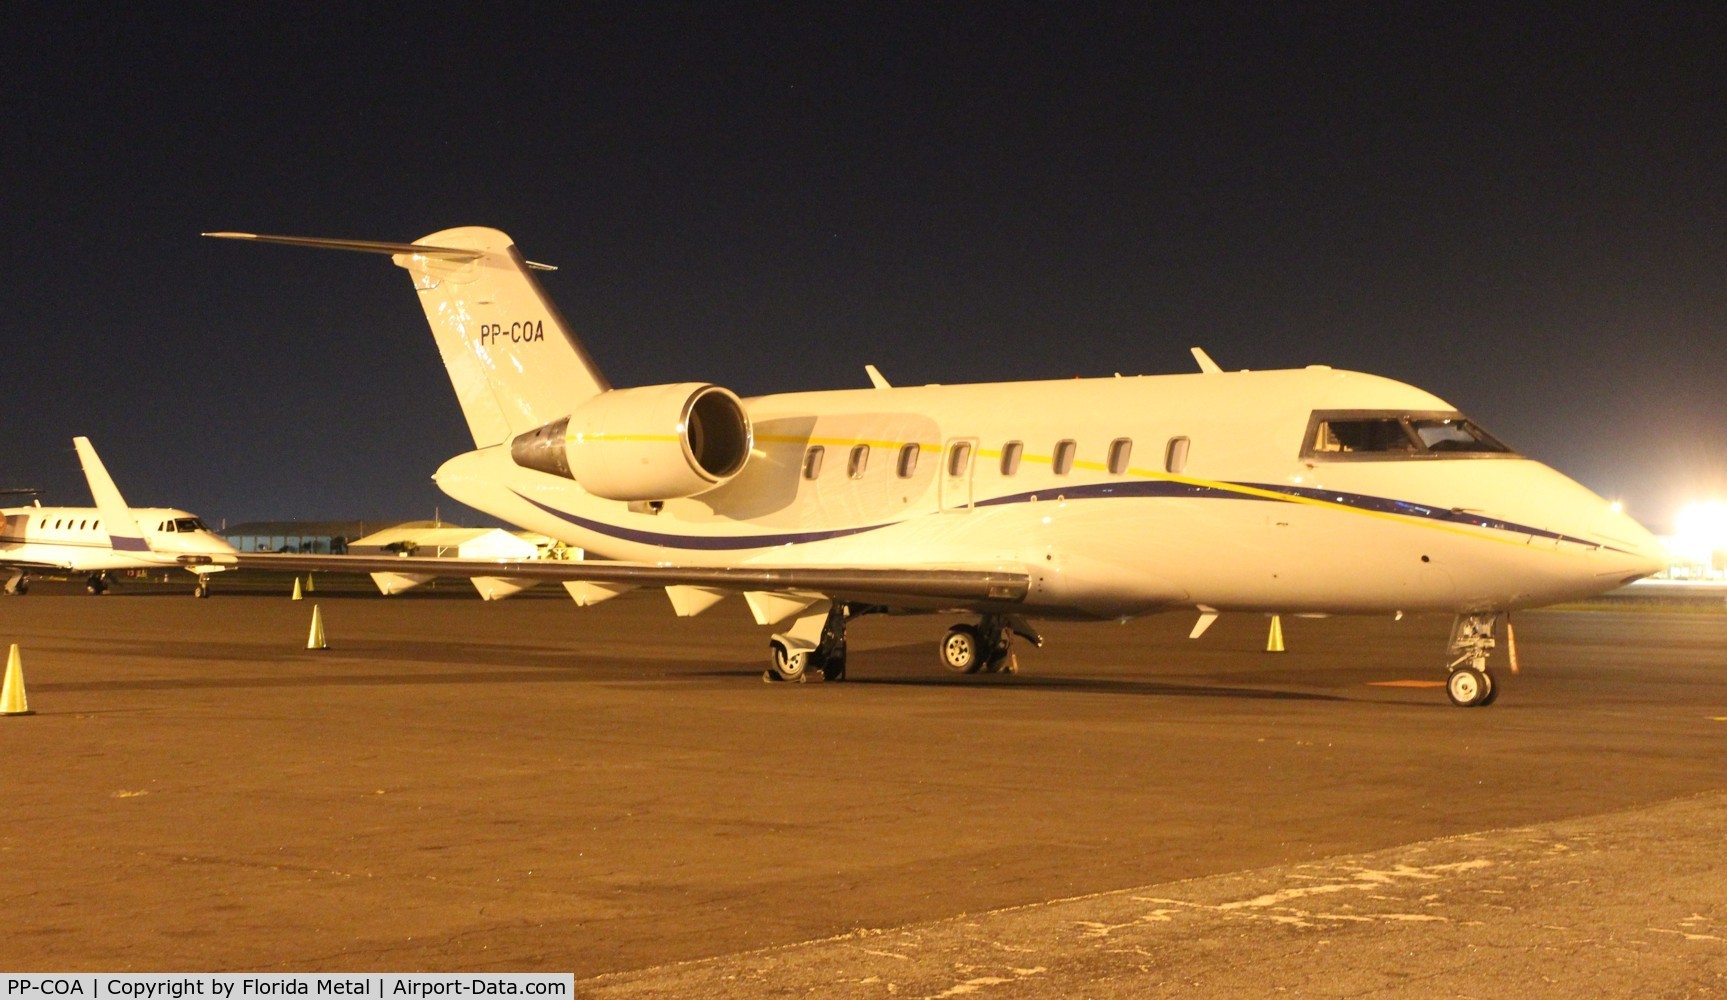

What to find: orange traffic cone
left=306, top=605, right=327, bottom=650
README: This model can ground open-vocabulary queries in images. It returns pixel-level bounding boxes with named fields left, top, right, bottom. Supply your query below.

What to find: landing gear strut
left=193, top=575, right=210, bottom=599
left=5, top=571, right=28, bottom=596
left=939, top=614, right=1041, bottom=674
left=85, top=572, right=109, bottom=595
left=1446, top=612, right=1504, bottom=707
left=766, top=603, right=866, bottom=683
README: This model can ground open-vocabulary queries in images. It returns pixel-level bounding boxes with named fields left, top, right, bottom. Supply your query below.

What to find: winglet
left=1190, top=348, right=1223, bottom=374
left=864, top=364, right=892, bottom=389
left=72, top=437, right=151, bottom=553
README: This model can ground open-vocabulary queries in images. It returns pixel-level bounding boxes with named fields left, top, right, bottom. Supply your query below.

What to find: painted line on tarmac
left=1367, top=679, right=1447, bottom=688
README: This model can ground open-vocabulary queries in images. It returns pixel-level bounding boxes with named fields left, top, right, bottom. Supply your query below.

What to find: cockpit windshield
left=175, top=518, right=207, bottom=533
left=1303, top=410, right=1514, bottom=460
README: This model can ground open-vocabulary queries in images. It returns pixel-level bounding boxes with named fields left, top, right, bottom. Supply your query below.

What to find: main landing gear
left=1445, top=611, right=1508, bottom=708
left=85, top=572, right=110, bottom=595
left=764, top=606, right=1043, bottom=683
left=766, top=602, right=859, bottom=683
left=939, top=614, right=1041, bottom=674
left=4, top=571, right=28, bottom=596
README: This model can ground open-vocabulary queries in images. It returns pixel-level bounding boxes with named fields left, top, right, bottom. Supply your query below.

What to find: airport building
left=221, top=520, right=382, bottom=554
left=345, top=524, right=569, bottom=560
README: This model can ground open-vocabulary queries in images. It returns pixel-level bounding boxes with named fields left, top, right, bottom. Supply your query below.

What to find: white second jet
left=209, top=228, right=1667, bottom=706
left=0, top=437, right=236, bottom=597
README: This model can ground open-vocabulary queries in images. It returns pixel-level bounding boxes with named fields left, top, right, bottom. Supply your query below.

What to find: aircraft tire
left=1478, top=671, right=1499, bottom=706
left=940, top=625, right=983, bottom=673
left=767, top=639, right=807, bottom=683
left=1446, top=667, right=1489, bottom=707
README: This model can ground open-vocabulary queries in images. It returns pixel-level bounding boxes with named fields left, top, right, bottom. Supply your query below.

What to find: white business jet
left=208, top=228, right=1665, bottom=706
left=0, top=437, right=237, bottom=596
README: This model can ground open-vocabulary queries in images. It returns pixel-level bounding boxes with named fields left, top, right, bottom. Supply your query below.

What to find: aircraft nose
left=1593, top=505, right=1668, bottom=580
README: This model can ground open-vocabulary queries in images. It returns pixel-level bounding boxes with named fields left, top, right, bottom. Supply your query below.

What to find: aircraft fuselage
left=434, top=366, right=1663, bottom=620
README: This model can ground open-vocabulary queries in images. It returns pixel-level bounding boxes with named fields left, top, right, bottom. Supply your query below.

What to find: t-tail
left=203, top=228, right=611, bottom=448
left=207, top=229, right=754, bottom=503
left=72, top=436, right=151, bottom=554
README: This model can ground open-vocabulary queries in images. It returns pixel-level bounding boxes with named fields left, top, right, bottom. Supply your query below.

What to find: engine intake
left=510, top=383, right=752, bottom=501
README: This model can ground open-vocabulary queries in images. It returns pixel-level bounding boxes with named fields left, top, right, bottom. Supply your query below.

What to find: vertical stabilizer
left=204, top=228, right=612, bottom=448
left=395, top=227, right=610, bottom=447
left=72, top=437, right=150, bottom=553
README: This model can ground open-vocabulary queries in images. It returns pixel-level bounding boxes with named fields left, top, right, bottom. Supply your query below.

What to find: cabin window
left=802, top=446, right=825, bottom=480
left=896, top=443, right=921, bottom=478
left=1107, top=438, right=1133, bottom=475
left=1000, top=441, right=1023, bottom=476
left=1052, top=439, right=1076, bottom=476
left=1303, top=411, right=1514, bottom=460
left=848, top=444, right=870, bottom=479
left=947, top=441, right=973, bottom=477
left=1166, top=437, right=1190, bottom=474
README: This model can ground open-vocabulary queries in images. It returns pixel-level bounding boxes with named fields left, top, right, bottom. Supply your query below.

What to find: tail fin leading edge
left=205, top=228, right=611, bottom=448
left=72, top=437, right=151, bottom=554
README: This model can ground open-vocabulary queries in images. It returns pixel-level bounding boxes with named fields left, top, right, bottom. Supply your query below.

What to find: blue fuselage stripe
left=514, top=481, right=1620, bottom=553
left=512, top=492, right=892, bottom=550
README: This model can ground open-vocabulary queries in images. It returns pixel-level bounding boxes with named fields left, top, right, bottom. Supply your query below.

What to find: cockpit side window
left=175, top=518, right=206, bottom=533
left=1302, top=410, right=1514, bottom=460
left=1407, top=418, right=1511, bottom=453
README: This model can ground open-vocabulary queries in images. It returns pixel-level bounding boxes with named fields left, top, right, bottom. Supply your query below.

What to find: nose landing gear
left=1446, top=612, right=1504, bottom=707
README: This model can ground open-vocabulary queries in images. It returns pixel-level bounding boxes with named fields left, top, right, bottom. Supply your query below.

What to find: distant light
left=1673, top=500, right=1727, bottom=558
left=1608, top=500, right=1623, bottom=514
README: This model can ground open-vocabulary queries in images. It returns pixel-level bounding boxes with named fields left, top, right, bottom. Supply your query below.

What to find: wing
left=235, top=552, right=1029, bottom=608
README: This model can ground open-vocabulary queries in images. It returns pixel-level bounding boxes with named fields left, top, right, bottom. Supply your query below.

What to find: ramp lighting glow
left=1673, top=500, right=1727, bottom=557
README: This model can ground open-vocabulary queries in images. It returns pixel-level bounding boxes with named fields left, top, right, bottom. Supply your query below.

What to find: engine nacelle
left=510, top=383, right=752, bottom=501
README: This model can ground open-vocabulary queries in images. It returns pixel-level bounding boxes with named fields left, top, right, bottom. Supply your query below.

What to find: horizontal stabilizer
left=202, top=232, right=556, bottom=270
left=203, top=232, right=480, bottom=261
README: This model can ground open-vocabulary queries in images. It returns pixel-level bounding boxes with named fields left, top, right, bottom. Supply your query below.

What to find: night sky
left=7, top=4, right=1724, bottom=531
